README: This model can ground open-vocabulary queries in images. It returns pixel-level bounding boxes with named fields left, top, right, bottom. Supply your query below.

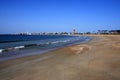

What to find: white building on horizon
left=72, top=28, right=76, bottom=34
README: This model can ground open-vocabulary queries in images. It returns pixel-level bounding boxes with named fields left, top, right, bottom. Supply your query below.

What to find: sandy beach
left=0, top=35, right=120, bottom=80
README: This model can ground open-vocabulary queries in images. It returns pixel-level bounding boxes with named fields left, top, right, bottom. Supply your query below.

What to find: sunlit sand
left=0, top=35, right=120, bottom=80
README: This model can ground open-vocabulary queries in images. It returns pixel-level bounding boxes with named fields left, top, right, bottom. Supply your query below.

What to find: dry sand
left=0, top=35, right=120, bottom=80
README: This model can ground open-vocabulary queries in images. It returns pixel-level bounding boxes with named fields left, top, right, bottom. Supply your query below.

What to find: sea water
left=0, top=35, right=91, bottom=61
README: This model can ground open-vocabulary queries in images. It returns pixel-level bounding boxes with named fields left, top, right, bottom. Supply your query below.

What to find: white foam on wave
left=51, top=41, right=60, bottom=44
left=14, top=46, right=25, bottom=49
left=0, top=46, right=25, bottom=53
left=51, top=39, right=70, bottom=44
left=0, top=49, right=3, bottom=53
left=62, top=40, right=70, bottom=42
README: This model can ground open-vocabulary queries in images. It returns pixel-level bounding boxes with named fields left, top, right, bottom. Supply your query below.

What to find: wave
left=49, top=39, right=71, bottom=44
left=14, top=46, right=25, bottom=49
left=0, top=37, right=91, bottom=53
left=0, top=49, right=3, bottom=53
left=0, top=39, right=71, bottom=52
left=0, top=46, right=25, bottom=53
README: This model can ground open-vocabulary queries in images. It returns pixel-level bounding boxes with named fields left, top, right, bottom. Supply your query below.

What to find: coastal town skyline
left=0, top=0, right=120, bottom=34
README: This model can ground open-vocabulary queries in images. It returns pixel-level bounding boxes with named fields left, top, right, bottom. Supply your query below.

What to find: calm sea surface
left=0, top=35, right=91, bottom=61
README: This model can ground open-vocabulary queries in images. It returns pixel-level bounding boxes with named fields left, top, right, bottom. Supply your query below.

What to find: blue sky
left=0, top=0, right=120, bottom=34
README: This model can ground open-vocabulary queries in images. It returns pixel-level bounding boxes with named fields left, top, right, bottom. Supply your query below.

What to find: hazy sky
left=0, top=0, right=120, bottom=34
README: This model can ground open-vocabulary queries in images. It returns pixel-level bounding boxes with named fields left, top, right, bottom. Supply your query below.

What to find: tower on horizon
left=72, top=28, right=76, bottom=34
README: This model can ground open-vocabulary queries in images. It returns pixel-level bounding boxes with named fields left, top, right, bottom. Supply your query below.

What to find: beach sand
left=0, top=35, right=120, bottom=80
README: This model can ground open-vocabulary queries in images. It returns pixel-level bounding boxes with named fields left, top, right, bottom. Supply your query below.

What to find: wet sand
left=0, top=35, right=120, bottom=80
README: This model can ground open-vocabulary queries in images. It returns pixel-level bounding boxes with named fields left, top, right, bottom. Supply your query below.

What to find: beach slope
left=0, top=35, right=120, bottom=80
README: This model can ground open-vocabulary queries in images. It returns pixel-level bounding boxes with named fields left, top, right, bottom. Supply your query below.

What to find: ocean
left=0, top=35, right=91, bottom=61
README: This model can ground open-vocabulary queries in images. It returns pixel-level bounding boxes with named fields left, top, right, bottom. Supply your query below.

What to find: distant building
left=72, top=28, right=76, bottom=34
left=17, top=32, right=31, bottom=35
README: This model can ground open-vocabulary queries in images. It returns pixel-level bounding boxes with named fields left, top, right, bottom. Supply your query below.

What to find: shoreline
left=0, top=36, right=91, bottom=62
left=0, top=35, right=120, bottom=80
